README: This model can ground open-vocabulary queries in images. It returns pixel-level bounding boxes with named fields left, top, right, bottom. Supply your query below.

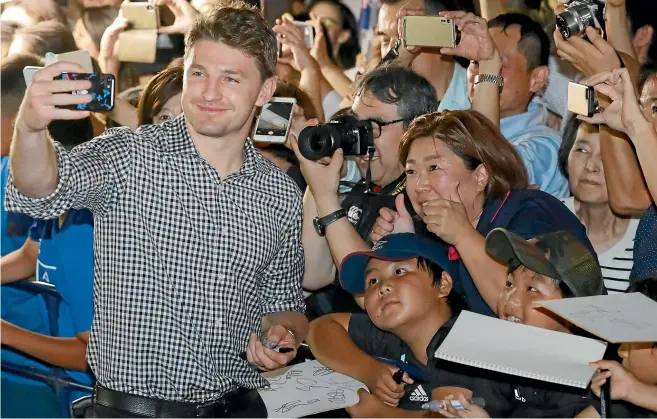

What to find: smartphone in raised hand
left=401, top=16, right=461, bottom=48
left=253, top=97, right=296, bottom=144
left=55, top=72, right=116, bottom=112
left=567, top=82, right=599, bottom=117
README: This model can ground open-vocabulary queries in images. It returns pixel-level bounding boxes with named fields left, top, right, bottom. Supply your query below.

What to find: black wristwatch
left=313, top=209, right=347, bottom=237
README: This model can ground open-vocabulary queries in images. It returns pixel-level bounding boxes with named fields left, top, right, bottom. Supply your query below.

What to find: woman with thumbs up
left=371, top=109, right=597, bottom=317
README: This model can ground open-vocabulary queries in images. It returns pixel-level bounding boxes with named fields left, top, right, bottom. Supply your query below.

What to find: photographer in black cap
left=291, top=65, right=439, bottom=317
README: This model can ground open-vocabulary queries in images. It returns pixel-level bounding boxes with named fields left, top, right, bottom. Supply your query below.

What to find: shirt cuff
left=5, top=142, right=72, bottom=219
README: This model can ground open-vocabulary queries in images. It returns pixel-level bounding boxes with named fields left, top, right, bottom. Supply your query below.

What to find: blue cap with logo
left=339, top=233, right=454, bottom=294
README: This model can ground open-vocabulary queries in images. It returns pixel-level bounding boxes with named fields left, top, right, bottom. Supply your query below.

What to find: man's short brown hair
left=185, top=0, right=276, bottom=80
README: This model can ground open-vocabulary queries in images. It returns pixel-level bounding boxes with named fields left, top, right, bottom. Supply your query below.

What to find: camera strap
left=378, top=38, right=402, bottom=67
left=364, top=146, right=381, bottom=196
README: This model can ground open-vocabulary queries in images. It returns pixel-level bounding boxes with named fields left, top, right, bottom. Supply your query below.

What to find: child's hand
left=437, top=394, right=491, bottom=418
left=364, top=363, right=414, bottom=406
left=590, top=360, right=637, bottom=401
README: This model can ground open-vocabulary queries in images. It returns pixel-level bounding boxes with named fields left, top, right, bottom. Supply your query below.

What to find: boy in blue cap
left=306, top=233, right=511, bottom=418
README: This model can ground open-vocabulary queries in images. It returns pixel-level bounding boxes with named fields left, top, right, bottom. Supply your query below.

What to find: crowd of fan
left=1, top=0, right=656, bottom=417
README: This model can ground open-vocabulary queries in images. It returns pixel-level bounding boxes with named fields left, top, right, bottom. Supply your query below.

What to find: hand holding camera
left=155, top=0, right=199, bottom=35
left=438, top=11, right=499, bottom=65
left=554, top=25, right=621, bottom=77
left=309, top=14, right=332, bottom=69
left=556, top=0, right=606, bottom=40
left=273, top=18, right=318, bottom=73
left=578, top=68, right=650, bottom=137
left=17, top=62, right=95, bottom=134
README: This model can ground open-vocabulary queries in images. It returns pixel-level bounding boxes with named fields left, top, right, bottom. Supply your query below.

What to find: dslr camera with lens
left=556, top=0, right=606, bottom=40
left=297, top=112, right=374, bottom=161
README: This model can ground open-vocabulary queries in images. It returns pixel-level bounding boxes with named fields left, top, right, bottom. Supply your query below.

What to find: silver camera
left=556, top=0, right=606, bottom=39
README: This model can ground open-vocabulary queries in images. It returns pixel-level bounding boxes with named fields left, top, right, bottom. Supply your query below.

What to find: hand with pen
left=244, top=325, right=297, bottom=371
left=365, top=364, right=414, bottom=406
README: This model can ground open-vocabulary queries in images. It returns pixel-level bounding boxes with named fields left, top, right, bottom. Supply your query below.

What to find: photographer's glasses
left=367, top=118, right=406, bottom=138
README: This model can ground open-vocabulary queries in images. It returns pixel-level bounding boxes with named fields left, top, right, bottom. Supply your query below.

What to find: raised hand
left=309, top=14, right=331, bottom=68
left=370, top=194, right=415, bottom=242
left=17, top=61, right=93, bottom=134
left=439, top=11, right=499, bottom=63
left=273, top=19, right=318, bottom=72
left=422, top=181, right=472, bottom=245
left=554, top=26, right=621, bottom=77
left=98, top=13, right=129, bottom=76
left=579, top=68, right=650, bottom=136
left=155, top=0, right=199, bottom=35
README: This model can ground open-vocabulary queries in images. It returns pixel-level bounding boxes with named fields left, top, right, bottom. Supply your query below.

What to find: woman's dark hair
left=308, top=0, right=361, bottom=69
left=400, top=110, right=529, bottom=199
left=558, top=113, right=580, bottom=179
left=14, top=20, right=77, bottom=57
left=417, top=256, right=468, bottom=315
left=355, top=65, right=438, bottom=129
left=137, top=66, right=184, bottom=126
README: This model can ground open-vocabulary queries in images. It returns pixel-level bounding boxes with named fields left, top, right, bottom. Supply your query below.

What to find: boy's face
left=363, top=257, right=450, bottom=331
left=618, top=343, right=657, bottom=385
left=497, top=265, right=570, bottom=333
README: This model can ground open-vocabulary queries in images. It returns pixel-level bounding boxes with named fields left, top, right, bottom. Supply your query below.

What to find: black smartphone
left=56, top=72, right=115, bottom=112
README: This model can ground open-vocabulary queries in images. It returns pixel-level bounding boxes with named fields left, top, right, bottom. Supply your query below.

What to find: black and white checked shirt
left=5, top=115, right=305, bottom=402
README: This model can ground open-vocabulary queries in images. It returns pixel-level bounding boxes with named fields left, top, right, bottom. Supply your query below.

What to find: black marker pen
left=392, top=369, right=405, bottom=384
left=239, top=347, right=294, bottom=360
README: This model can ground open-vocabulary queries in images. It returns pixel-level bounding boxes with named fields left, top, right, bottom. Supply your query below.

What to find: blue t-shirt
left=499, top=101, right=569, bottom=198
left=1, top=156, right=52, bottom=383
left=630, top=205, right=657, bottom=280
left=424, top=188, right=596, bottom=316
left=29, top=209, right=96, bottom=389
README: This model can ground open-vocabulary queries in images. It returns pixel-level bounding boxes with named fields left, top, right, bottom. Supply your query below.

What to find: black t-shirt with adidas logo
left=347, top=313, right=514, bottom=416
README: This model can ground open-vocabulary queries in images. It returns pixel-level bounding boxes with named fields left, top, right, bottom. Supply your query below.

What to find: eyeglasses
left=366, top=118, right=405, bottom=138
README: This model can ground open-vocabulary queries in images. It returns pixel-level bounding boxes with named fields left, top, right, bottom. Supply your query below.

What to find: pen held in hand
left=421, top=397, right=486, bottom=412
left=392, top=368, right=405, bottom=384
left=239, top=347, right=294, bottom=360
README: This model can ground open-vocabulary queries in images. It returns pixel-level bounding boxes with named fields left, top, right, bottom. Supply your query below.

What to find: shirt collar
left=163, top=114, right=271, bottom=176
left=499, top=99, right=548, bottom=140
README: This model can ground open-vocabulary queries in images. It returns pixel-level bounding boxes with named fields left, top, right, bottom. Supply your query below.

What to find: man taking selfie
left=5, top=1, right=307, bottom=417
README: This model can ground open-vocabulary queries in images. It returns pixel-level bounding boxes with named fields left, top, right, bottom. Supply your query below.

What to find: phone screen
left=256, top=101, right=294, bottom=138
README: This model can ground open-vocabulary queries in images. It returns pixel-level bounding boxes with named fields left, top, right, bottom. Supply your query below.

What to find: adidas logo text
left=409, top=385, right=429, bottom=402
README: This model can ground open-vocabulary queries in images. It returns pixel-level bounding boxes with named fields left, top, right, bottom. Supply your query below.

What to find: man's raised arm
left=7, top=61, right=132, bottom=219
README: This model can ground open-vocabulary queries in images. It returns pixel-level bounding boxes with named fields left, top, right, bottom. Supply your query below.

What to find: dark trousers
left=71, top=385, right=267, bottom=418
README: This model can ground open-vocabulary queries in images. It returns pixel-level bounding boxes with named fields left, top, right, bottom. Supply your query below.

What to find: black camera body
left=556, top=0, right=606, bottom=40
left=297, top=113, right=374, bottom=161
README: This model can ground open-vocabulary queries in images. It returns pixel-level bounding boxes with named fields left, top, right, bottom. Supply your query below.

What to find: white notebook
left=435, top=311, right=608, bottom=389
left=259, top=359, right=367, bottom=418
left=536, top=293, right=657, bottom=343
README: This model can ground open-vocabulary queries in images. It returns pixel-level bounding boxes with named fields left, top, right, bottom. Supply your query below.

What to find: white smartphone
left=253, top=97, right=296, bottom=143
left=294, top=21, right=314, bottom=49
left=23, top=65, right=41, bottom=85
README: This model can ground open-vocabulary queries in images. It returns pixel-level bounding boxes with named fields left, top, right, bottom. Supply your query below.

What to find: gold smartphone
left=121, top=2, right=159, bottom=30
left=118, top=30, right=158, bottom=63
left=401, top=16, right=460, bottom=49
left=567, top=82, right=599, bottom=117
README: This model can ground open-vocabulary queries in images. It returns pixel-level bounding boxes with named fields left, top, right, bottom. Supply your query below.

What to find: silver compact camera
left=556, top=0, right=606, bottom=39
